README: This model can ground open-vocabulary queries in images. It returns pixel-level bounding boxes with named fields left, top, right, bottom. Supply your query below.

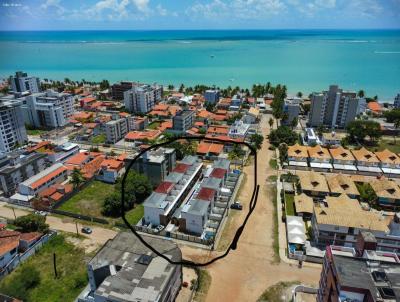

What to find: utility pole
left=53, top=253, right=58, bottom=279
left=75, top=221, right=79, bottom=236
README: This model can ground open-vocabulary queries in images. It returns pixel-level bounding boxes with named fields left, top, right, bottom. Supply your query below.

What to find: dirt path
left=180, top=114, right=321, bottom=302
left=0, top=202, right=117, bottom=251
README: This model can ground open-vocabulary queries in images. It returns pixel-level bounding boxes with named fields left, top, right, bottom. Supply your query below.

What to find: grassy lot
left=147, top=121, right=161, bottom=130
left=257, top=281, right=298, bottom=302
left=0, top=234, right=87, bottom=302
left=194, top=269, right=212, bottom=302
left=91, top=134, right=106, bottom=144
left=269, top=184, right=280, bottom=264
left=27, top=129, right=47, bottom=136
left=59, top=181, right=114, bottom=217
left=118, top=204, right=144, bottom=225
left=376, top=139, right=400, bottom=154
left=285, top=194, right=295, bottom=216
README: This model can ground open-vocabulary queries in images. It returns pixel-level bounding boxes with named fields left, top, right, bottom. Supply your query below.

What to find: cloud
left=41, top=0, right=65, bottom=16
left=133, top=0, right=150, bottom=12
left=187, top=0, right=286, bottom=20
left=346, top=0, right=383, bottom=17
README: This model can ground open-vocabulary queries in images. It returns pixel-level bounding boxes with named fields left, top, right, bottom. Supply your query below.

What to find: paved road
left=0, top=202, right=117, bottom=252
left=180, top=114, right=321, bottom=302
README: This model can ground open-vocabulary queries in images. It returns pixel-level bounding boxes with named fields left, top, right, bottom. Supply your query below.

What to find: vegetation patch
left=91, top=134, right=106, bottom=144
left=0, top=234, right=88, bottom=302
left=257, top=281, right=298, bottom=302
left=269, top=184, right=280, bottom=263
left=194, top=269, right=212, bottom=302
left=285, top=194, right=295, bottom=216
left=147, top=121, right=161, bottom=130
left=269, top=158, right=278, bottom=170
left=59, top=181, right=114, bottom=217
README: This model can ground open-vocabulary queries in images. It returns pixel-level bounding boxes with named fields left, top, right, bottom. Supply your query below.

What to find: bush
left=0, top=264, right=40, bottom=300
left=14, top=214, right=49, bottom=233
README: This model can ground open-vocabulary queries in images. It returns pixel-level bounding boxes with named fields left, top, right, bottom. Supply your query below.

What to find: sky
left=0, top=0, right=399, bottom=30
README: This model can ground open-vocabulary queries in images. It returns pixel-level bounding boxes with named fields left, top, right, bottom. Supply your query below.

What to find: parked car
left=81, top=227, right=92, bottom=234
left=230, top=201, right=243, bottom=210
left=155, top=225, right=164, bottom=233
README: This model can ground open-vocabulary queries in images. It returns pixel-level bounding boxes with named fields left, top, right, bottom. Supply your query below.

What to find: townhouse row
left=287, top=144, right=400, bottom=175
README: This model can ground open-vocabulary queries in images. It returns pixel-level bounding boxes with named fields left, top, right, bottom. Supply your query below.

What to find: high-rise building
left=317, top=232, right=400, bottom=302
left=394, top=93, right=400, bottom=109
left=22, top=90, right=74, bottom=128
left=204, top=89, right=220, bottom=104
left=172, top=110, right=195, bottom=133
left=0, top=98, right=28, bottom=152
left=10, top=71, right=40, bottom=96
left=309, top=85, right=366, bottom=128
left=111, top=81, right=139, bottom=100
left=123, top=84, right=163, bottom=113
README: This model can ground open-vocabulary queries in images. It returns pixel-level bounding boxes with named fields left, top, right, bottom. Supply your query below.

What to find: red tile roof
left=20, top=232, right=42, bottom=243
left=207, top=125, right=229, bottom=135
left=154, top=181, right=175, bottom=194
left=173, top=163, right=190, bottom=173
left=101, top=159, right=124, bottom=171
left=30, top=166, right=68, bottom=190
left=210, top=168, right=227, bottom=179
left=0, top=230, right=20, bottom=256
left=367, top=102, right=382, bottom=112
left=65, top=152, right=89, bottom=166
left=125, top=130, right=161, bottom=141
left=197, top=187, right=216, bottom=201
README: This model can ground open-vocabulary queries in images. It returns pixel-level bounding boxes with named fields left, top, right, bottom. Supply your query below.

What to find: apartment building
left=204, top=89, right=220, bottom=104
left=329, top=146, right=357, bottom=171
left=0, top=151, right=47, bottom=197
left=130, top=147, right=176, bottom=186
left=287, top=143, right=309, bottom=167
left=10, top=71, right=40, bottom=96
left=282, top=96, right=301, bottom=125
left=375, top=149, right=400, bottom=175
left=77, top=232, right=182, bottom=302
left=172, top=110, right=195, bottom=133
left=127, top=116, right=148, bottom=131
left=105, top=117, right=128, bottom=143
left=0, top=98, right=28, bottom=152
left=298, top=171, right=330, bottom=198
left=22, top=90, right=74, bottom=128
left=123, top=84, right=163, bottom=113
left=317, top=238, right=400, bottom=302
left=143, top=156, right=202, bottom=226
left=180, top=159, right=230, bottom=235
left=309, top=85, right=366, bottom=128
left=307, top=145, right=332, bottom=169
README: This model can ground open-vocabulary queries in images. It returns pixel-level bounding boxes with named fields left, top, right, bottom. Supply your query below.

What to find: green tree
left=249, top=133, right=264, bottom=150
left=346, top=120, right=382, bottom=143
left=70, top=168, right=84, bottom=189
left=99, top=79, right=110, bottom=90
left=356, top=183, right=377, bottom=206
left=268, top=126, right=298, bottom=147
left=278, top=143, right=288, bottom=166
left=14, top=214, right=49, bottom=233
left=384, top=109, right=400, bottom=123
left=115, top=170, right=152, bottom=203
left=179, top=84, right=185, bottom=93
left=296, top=91, right=303, bottom=98
left=357, top=90, right=365, bottom=98
left=101, top=192, right=133, bottom=217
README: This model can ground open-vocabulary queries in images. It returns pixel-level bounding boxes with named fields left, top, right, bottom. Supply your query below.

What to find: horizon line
left=1, top=28, right=400, bottom=32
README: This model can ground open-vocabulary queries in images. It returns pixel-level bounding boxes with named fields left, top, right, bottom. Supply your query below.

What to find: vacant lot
left=0, top=234, right=88, bottom=302
left=59, top=181, right=113, bottom=217
left=147, top=121, right=161, bottom=130
left=285, top=193, right=295, bottom=216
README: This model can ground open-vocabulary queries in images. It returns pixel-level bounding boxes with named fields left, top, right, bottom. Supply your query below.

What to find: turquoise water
left=0, top=30, right=399, bottom=100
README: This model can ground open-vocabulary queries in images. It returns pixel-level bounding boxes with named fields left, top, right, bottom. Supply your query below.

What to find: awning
left=289, top=161, right=308, bottom=167
left=333, top=164, right=357, bottom=171
left=286, top=216, right=306, bottom=245
left=310, top=162, right=333, bottom=169
left=381, top=168, right=400, bottom=175
left=288, top=235, right=306, bottom=245
left=357, top=166, right=382, bottom=173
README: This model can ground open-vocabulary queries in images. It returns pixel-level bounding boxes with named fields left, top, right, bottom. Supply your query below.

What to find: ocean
left=0, top=30, right=399, bottom=100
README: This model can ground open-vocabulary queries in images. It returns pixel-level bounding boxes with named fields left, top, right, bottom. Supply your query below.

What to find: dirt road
left=0, top=202, right=116, bottom=252
left=180, top=114, right=321, bottom=302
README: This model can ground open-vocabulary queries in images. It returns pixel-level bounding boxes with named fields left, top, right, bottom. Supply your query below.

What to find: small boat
left=210, top=54, right=215, bottom=58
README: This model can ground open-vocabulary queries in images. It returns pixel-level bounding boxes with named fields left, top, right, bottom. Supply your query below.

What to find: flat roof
left=90, top=232, right=181, bottom=302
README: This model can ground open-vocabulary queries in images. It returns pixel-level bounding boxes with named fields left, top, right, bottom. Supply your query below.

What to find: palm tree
left=71, top=168, right=84, bottom=189
left=357, top=90, right=365, bottom=98
left=268, top=117, right=274, bottom=129
left=297, top=91, right=303, bottom=98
